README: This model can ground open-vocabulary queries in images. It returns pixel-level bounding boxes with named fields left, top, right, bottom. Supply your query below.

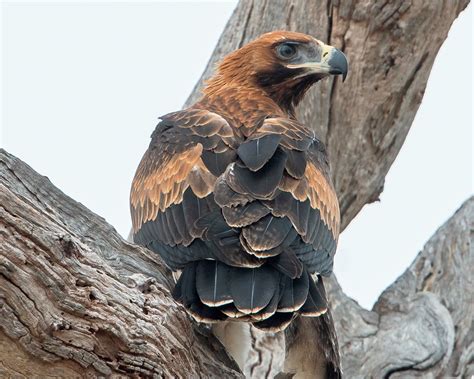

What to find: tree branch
left=1, top=0, right=471, bottom=377
left=327, top=197, right=473, bottom=377
left=0, top=149, right=241, bottom=378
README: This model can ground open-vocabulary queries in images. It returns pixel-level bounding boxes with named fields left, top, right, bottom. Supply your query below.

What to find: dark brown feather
left=131, top=32, right=342, bottom=340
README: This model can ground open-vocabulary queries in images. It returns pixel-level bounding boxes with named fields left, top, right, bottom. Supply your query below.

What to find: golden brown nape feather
left=202, top=31, right=327, bottom=117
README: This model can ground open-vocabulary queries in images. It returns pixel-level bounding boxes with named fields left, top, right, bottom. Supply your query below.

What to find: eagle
left=130, top=31, right=347, bottom=333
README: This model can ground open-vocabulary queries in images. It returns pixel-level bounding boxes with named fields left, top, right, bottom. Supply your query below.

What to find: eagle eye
left=276, top=43, right=297, bottom=60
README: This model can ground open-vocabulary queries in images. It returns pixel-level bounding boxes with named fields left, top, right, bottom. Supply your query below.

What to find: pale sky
left=1, top=1, right=472, bottom=309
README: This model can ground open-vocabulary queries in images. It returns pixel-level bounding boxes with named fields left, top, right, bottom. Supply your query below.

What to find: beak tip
left=328, top=48, right=348, bottom=83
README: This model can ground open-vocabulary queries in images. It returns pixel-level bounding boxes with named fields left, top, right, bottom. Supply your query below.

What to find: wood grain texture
left=1, top=0, right=471, bottom=376
left=0, top=149, right=241, bottom=378
left=328, top=196, right=473, bottom=377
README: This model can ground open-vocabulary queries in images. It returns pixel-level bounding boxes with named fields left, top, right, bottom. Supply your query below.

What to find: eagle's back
left=130, top=106, right=340, bottom=331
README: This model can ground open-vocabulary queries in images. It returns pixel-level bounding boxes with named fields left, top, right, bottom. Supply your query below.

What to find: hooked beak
left=287, top=41, right=348, bottom=82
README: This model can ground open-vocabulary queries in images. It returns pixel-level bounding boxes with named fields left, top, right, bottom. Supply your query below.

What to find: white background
left=2, top=1, right=472, bottom=309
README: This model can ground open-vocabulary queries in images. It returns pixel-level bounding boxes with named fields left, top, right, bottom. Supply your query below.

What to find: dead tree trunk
left=0, top=150, right=240, bottom=378
left=1, top=0, right=471, bottom=377
left=327, top=197, right=473, bottom=377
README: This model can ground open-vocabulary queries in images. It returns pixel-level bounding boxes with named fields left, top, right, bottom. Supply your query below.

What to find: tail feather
left=253, top=312, right=294, bottom=332
left=230, top=266, right=279, bottom=314
left=172, top=261, right=199, bottom=307
left=300, top=275, right=328, bottom=316
left=219, top=303, right=249, bottom=319
left=173, top=261, right=330, bottom=331
left=278, top=269, right=309, bottom=312
left=251, top=282, right=280, bottom=321
left=188, top=301, right=227, bottom=323
left=196, top=260, right=233, bottom=306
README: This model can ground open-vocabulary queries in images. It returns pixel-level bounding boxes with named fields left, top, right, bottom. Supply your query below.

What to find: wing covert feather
left=131, top=109, right=234, bottom=234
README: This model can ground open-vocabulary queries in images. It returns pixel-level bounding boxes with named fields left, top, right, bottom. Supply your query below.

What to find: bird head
left=205, top=31, right=348, bottom=113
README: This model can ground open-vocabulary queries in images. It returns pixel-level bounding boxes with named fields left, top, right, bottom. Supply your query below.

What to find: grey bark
left=0, top=149, right=241, bottom=378
left=1, top=0, right=471, bottom=377
left=328, top=197, right=473, bottom=377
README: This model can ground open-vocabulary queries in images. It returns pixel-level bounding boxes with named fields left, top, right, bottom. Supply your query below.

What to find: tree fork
left=1, top=0, right=471, bottom=377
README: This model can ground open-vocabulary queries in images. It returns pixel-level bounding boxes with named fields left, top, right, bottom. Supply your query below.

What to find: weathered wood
left=0, top=149, right=241, bottom=378
left=328, top=196, right=473, bottom=377
left=1, top=0, right=471, bottom=377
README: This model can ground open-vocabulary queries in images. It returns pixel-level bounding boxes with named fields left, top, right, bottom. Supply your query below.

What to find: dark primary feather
left=201, top=149, right=237, bottom=176
left=266, top=191, right=312, bottom=235
left=213, top=175, right=253, bottom=208
left=284, top=149, right=307, bottom=179
left=252, top=284, right=281, bottom=321
left=253, top=312, right=294, bottom=332
left=241, top=214, right=293, bottom=255
left=172, top=261, right=199, bottom=307
left=269, top=248, right=303, bottom=279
